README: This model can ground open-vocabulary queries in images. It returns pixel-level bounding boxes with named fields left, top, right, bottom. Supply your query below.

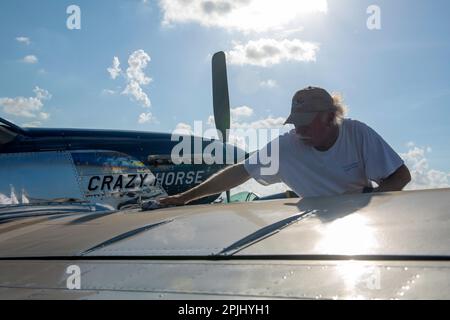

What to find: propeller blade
left=212, top=51, right=230, bottom=143
left=212, top=51, right=231, bottom=203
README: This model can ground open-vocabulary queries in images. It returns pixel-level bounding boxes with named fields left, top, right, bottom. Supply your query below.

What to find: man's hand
left=375, top=164, right=411, bottom=192
left=159, top=163, right=251, bottom=207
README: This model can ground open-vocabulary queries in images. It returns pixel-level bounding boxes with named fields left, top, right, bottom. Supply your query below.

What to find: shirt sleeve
left=360, top=122, right=404, bottom=184
left=243, top=139, right=282, bottom=186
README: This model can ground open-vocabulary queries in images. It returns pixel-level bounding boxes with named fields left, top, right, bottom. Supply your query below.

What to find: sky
left=1, top=0, right=449, bottom=195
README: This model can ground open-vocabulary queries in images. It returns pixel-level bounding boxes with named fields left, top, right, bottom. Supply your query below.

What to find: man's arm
left=372, top=164, right=411, bottom=193
left=159, top=163, right=251, bottom=206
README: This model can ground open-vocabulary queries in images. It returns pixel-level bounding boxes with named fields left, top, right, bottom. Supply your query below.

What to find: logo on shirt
left=342, top=161, right=360, bottom=172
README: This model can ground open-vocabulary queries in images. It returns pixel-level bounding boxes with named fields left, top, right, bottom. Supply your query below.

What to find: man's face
left=295, top=112, right=331, bottom=147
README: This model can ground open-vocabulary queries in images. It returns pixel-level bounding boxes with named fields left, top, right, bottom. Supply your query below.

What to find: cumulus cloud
left=227, top=133, right=247, bottom=150
left=0, top=87, right=51, bottom=120
left=0, top=96, right=41, bottom=118
left=178, top=104, right=286, bottom=155
left=108, top=50, right=152, bottom=108
left=34, top=87, right=51, bottom=100
left=122, top=80, right=151, bottom=107
left=227, top=39, right=319, bottom=67
left=16, top=36, right=30, bottom=45
left=107, top=56, right=121, bottom=79
left=205, top=113, right=286, bottom=152
left=138, top=112, right=155, bottom=124
left=231, top=116, right=285, bottom=129
left=125, top=50, right=152, bottom=85
left=209, top=107, right=284, bottom=130
left=173, top=122, right=193, bottom=135
left=400, top=143, right=450, bottom=190
left=39, top=112, right=50, bottom=120
left=227, top=38, right=319, bottom=67
left=22, top=55, right=38, bottom=64
left=231, top=105, right=253, bottom=120
left=159, top=0, right=327, bottom=33
left=259, top=79, right=277, bottom=88
left=278, top=27, right=305, bottom=37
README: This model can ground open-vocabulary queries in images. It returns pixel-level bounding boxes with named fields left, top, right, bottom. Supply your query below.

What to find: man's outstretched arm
left=159, top=163, right=251, bottom=206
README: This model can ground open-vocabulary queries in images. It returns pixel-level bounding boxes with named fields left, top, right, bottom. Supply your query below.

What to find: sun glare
left=225, top=0, right=328, bottom=32
left=162, top=0, right=329, bottom=33
left=314, top=214, right=378, bottom=255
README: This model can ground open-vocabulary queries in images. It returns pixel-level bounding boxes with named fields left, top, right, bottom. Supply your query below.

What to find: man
left=160, top=86, right=411, bottom=206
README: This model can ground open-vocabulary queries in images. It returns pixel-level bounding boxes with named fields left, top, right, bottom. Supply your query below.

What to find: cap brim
left=284, top=112, right=318, bottom=126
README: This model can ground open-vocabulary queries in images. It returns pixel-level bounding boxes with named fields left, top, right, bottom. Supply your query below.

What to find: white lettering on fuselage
left=154, top=170, right=204, bottom=186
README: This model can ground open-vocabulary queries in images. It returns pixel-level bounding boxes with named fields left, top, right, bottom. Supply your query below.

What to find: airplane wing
left=0, top=188, right=449, bottom=299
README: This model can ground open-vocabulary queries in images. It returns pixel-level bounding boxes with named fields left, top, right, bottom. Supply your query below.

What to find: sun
left=161, top=0, right=328, bottom=33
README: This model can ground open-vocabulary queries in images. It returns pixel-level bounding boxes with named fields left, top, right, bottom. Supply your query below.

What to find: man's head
left=285, top=86, right=346, bottom=149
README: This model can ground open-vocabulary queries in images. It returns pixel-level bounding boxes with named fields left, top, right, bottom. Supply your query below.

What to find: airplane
left=0, top=52, right=449, bottom=300
left=0, top=52, right=247, bottom=211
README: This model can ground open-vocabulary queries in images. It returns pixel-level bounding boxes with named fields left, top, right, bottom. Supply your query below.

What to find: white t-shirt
left=244, top=118, right=404, bottom=198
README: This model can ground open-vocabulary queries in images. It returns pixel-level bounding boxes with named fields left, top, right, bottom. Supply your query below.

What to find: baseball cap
left=284, top=86, right=336, bottom=126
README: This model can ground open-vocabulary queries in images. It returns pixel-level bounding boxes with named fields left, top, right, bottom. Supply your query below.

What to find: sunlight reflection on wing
left=315, top=214, right=377, bottom=255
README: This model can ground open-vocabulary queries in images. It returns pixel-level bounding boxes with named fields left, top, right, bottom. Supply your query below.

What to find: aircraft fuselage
left=0, top=126, right=242, bottom=207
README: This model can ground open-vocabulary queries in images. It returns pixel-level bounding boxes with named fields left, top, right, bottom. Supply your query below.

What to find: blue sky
left=1, top=0, right=449, bottom=192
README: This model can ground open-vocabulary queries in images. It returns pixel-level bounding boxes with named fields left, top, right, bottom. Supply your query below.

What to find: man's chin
left=300, top=139, right=313, bottom=145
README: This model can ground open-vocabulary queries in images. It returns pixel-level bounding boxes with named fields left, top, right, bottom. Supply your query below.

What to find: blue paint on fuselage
left=1, top=126, right=245, bottom=202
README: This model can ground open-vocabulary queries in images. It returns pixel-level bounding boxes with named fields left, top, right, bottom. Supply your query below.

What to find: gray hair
left=329, top=92, right=348, bottom=125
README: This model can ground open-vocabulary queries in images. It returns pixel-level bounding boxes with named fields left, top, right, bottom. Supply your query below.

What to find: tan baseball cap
left=284, top=86, right=336, bottom=126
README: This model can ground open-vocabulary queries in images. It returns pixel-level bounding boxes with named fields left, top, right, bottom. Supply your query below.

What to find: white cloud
left=207, top=115, right=215, bottom=126
left=107, top=56, right=121, bottom=79
left=173, top=122, right=193, bottom=135
left=109, top=50, right=152, bottom=108
left=0, top=96, right=41, bottom=118
left=227, top=133, right=247, bottom=150
left=16, top=36, right=31, bottom=45
left=22, top=121, right=42, bottom=128
left=138, top=112, right=155, bottom=124
left=159, top=0, right=327, bottom=33
left=39, top=112, right=50, bottom=120
left=206, top=113, right=286, bottom=151
left=0, top=86, right=51, bottom=119
left=227, top=38, right=319, bottom=67
left=34, top=87, right=51, bottom=100
left=259, top=79, right=277, bottom=88
left=209, top=111, right=284, bottom=130
left=122, top=80, right=150, bottom=107
left=22, top=55, right=38, bottom=64
left=125, top=50, right=152, bottom=87
left=232, top=116, right=286, bottom=129
left=231, top=105, right=253, bottom=120
left=400, top=143, right=450, bottom=190
left=101, top=89, right=116, bottom=95
left=278, top=27, right=305, bottom=37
